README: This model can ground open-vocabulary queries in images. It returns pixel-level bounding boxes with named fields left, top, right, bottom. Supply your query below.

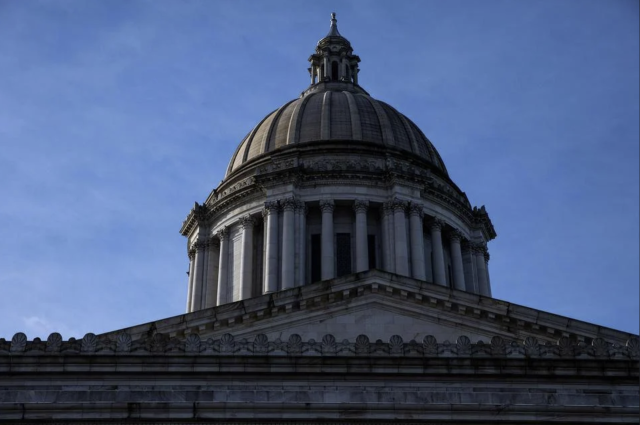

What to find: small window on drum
left=331, top=61, right=339, bottom=81
left=310, top=234, right=321, bottom=283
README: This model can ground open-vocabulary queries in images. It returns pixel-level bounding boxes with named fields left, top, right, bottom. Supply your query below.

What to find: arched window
left=331, top=61, right=339, bottom=81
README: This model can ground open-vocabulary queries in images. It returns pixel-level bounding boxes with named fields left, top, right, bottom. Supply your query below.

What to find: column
left=319, top=199, right=335, bottom=280
left=240, top=215, right=255, bottom=300
left=392, top=199, right=409, bottom=276
left=430, top=218, right=447, bottom=286
left=216, top=228, right=229, bottom=306
left=204, top=238, right=220, bottom=308
left=281, top=197, right=296, bottom=290
left=190, top=241, right=206, bottom=311
left=354, top=200, right=369, bottom=273
left=475, top=244, right=491, bottom=296
left=381, top=202, right=395, bottom=273
left=484, top=250, right=492, bottom=297
left=295, top=200, right=307, bottom=286
left=409, top=204, right=426, bottom=280
left=185, top=249, right=195, bottom=313
left=461, top=241, right=478, bottom=293
left=263, top=201, right=279, bottom=294
left=449, top=230, right=466, bottom=291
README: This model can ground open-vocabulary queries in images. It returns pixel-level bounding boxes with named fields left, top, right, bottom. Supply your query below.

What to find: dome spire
left=308, top=13, right=361, bottom=86
left=327, top=12, right=341, bottom=37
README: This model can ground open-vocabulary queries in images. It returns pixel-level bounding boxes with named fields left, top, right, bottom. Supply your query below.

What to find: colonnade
left=186, top=197, right=491, bottom=312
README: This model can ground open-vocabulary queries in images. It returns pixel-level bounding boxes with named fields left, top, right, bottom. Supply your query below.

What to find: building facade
left=1, top=14, right=638, bottom=424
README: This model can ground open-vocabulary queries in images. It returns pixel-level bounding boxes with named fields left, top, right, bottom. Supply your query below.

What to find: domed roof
left=226, top=87, right=448, bottom=177
left=225, top=13, right=448, bottom=178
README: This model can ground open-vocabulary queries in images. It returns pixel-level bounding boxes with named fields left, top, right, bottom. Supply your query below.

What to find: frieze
left=216, top=177, right=256, bottom=200
left=2, top=332, right=638, bottom=359
left=257, top=158, right=297, bottom=175
left=304, top=158, right=384, bottom=173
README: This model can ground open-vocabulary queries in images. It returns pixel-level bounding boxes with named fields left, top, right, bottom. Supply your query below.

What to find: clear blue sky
left=0, top=0, right=638, bottom=338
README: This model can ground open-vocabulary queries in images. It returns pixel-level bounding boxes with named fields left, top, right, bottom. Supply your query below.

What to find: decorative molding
left=408, top=203, right=424, bottom=217
left=353, top=199, right=369, bottom=213
left=449, top=229, right=463, bottom=243
left=391, top=198, right=408, bottom=212
left=319, top=199, right=335, bottom=213
left=240, top=215, right=256, bottom=228
left=281, top=197, right=297, bottom=212
left=215, top=227, right=229, bottom=240
left=430, top=217, right=445, bottom=231
left=3, top=332, right=637, bottom=360
left=382, top=201, right=394, bottom=216
left=263, top=200, right=279, bottom=216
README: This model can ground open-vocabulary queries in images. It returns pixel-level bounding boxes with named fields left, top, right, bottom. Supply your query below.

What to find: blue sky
left=0, top=0, right=638, bottom=339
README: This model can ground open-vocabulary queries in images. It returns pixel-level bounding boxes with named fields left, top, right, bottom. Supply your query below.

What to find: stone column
left=461, top=242, right=478, bottom=293
left=263, top=201, right=279, bottom=294
left=186, top=249, right=195, bottom=313
left=281, top=197, right=296, bottom=290
left=381, top=202, right=395, bottom=273
left=409, top=204, right=426, bottom=280
left=475, top=244, right=491, bottom=297
left=319, top=199, right=335, bottom=280
left=449, top=230, right=466, bottom=291
left=190, top=241, right=206, bottom=311
left=484, top=250, right=492, bottom=297
left=295, top=200, right=307, bottom=286
left=204, top=238, right=220, bottom=308
left=216, top=228, right=229, bottom=306
left=392, top=199, right=409, bottom=276
left=354, top=200, right=369, bottom=273
left=240, top=215, right=255, bottom=300
left=430, top=218, right=447, bottom=286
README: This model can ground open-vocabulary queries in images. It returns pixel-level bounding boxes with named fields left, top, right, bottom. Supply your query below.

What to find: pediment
left=102, top=270, right=635, bottom=347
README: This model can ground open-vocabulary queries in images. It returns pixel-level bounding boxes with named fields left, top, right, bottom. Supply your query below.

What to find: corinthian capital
left=449, top=229, right=464, bottom=242
left=240, top=215, right=256, bottom=229
left=262, top=201, right=279, bottom=217
left=430, top=217, right=445, bottom=231
left=319, top=199, right=335, bottom=213
left=353, top=199, right=369, bottom=213
left=391, top=197, right=408, bottom=212
left=408, top=203, right=424, bottom=217
left=281, top=197, right=297, bottom=212
left=382, top=201, right=395, bottom=217
left=215, top=226, right=229, bottom=240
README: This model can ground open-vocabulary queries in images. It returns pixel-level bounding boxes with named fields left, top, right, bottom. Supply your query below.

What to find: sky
left=0, top=0, right=638, bottom=339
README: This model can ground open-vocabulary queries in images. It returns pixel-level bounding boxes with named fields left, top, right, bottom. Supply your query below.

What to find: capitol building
left=0, top=14, right=637, bottom=424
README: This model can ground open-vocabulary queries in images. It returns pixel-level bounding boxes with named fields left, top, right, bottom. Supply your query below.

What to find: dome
left=225, top=85, right=449, bottom=177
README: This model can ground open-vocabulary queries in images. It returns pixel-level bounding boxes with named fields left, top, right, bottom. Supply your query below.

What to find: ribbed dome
left=226, top=87, right=448, bottom=177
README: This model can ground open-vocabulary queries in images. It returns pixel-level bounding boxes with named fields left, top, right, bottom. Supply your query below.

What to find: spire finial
left=327, top=12, right=341, bottom=37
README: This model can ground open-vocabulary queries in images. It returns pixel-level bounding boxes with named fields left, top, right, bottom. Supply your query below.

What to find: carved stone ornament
left=422, top=335, right=438, bottom=355
left=281, top=197, right=297, bottom=211
left=430, top=217, right=445, bottom=231
left=294, top=199, right=307, bottom=214
left=215, top=226, right=229, bottom=240
left=408, top=203, right=424, bottom=217
left=81, top=333, right=97, bottom=353
left=240, top=215, right=256, bottom=228
left=391, top=197, right=408, bottom=212
left=389, top=335, right=404, bottom=355
left=263, top=201, right=279, bottom=216
left=253, top=334, right=269, bottom=353
left=456, top=335, right=472, bottom=355
left=10, top=332, right=27, bottom=353
left=449, top=229, right=463, bottom=243
left=287, top=334, right=303, bottom=354
left=355, top=334, right=370, bottom=354
left=353, top=199, right=369, bottom=213
left=184, top=334, right=201, bottom=353
left=319, top=199, right=335, bottom=213
left=490, top=336, right=506, bottom=355
left=220, top=333, right=234, bottom=353
left=46, top=332, right=63, bottom=352
left=2, top=333, right=635, bottom=359
left=321, top=334, right=337, bottom=354
left=116, top=333, right=132, bottom=352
